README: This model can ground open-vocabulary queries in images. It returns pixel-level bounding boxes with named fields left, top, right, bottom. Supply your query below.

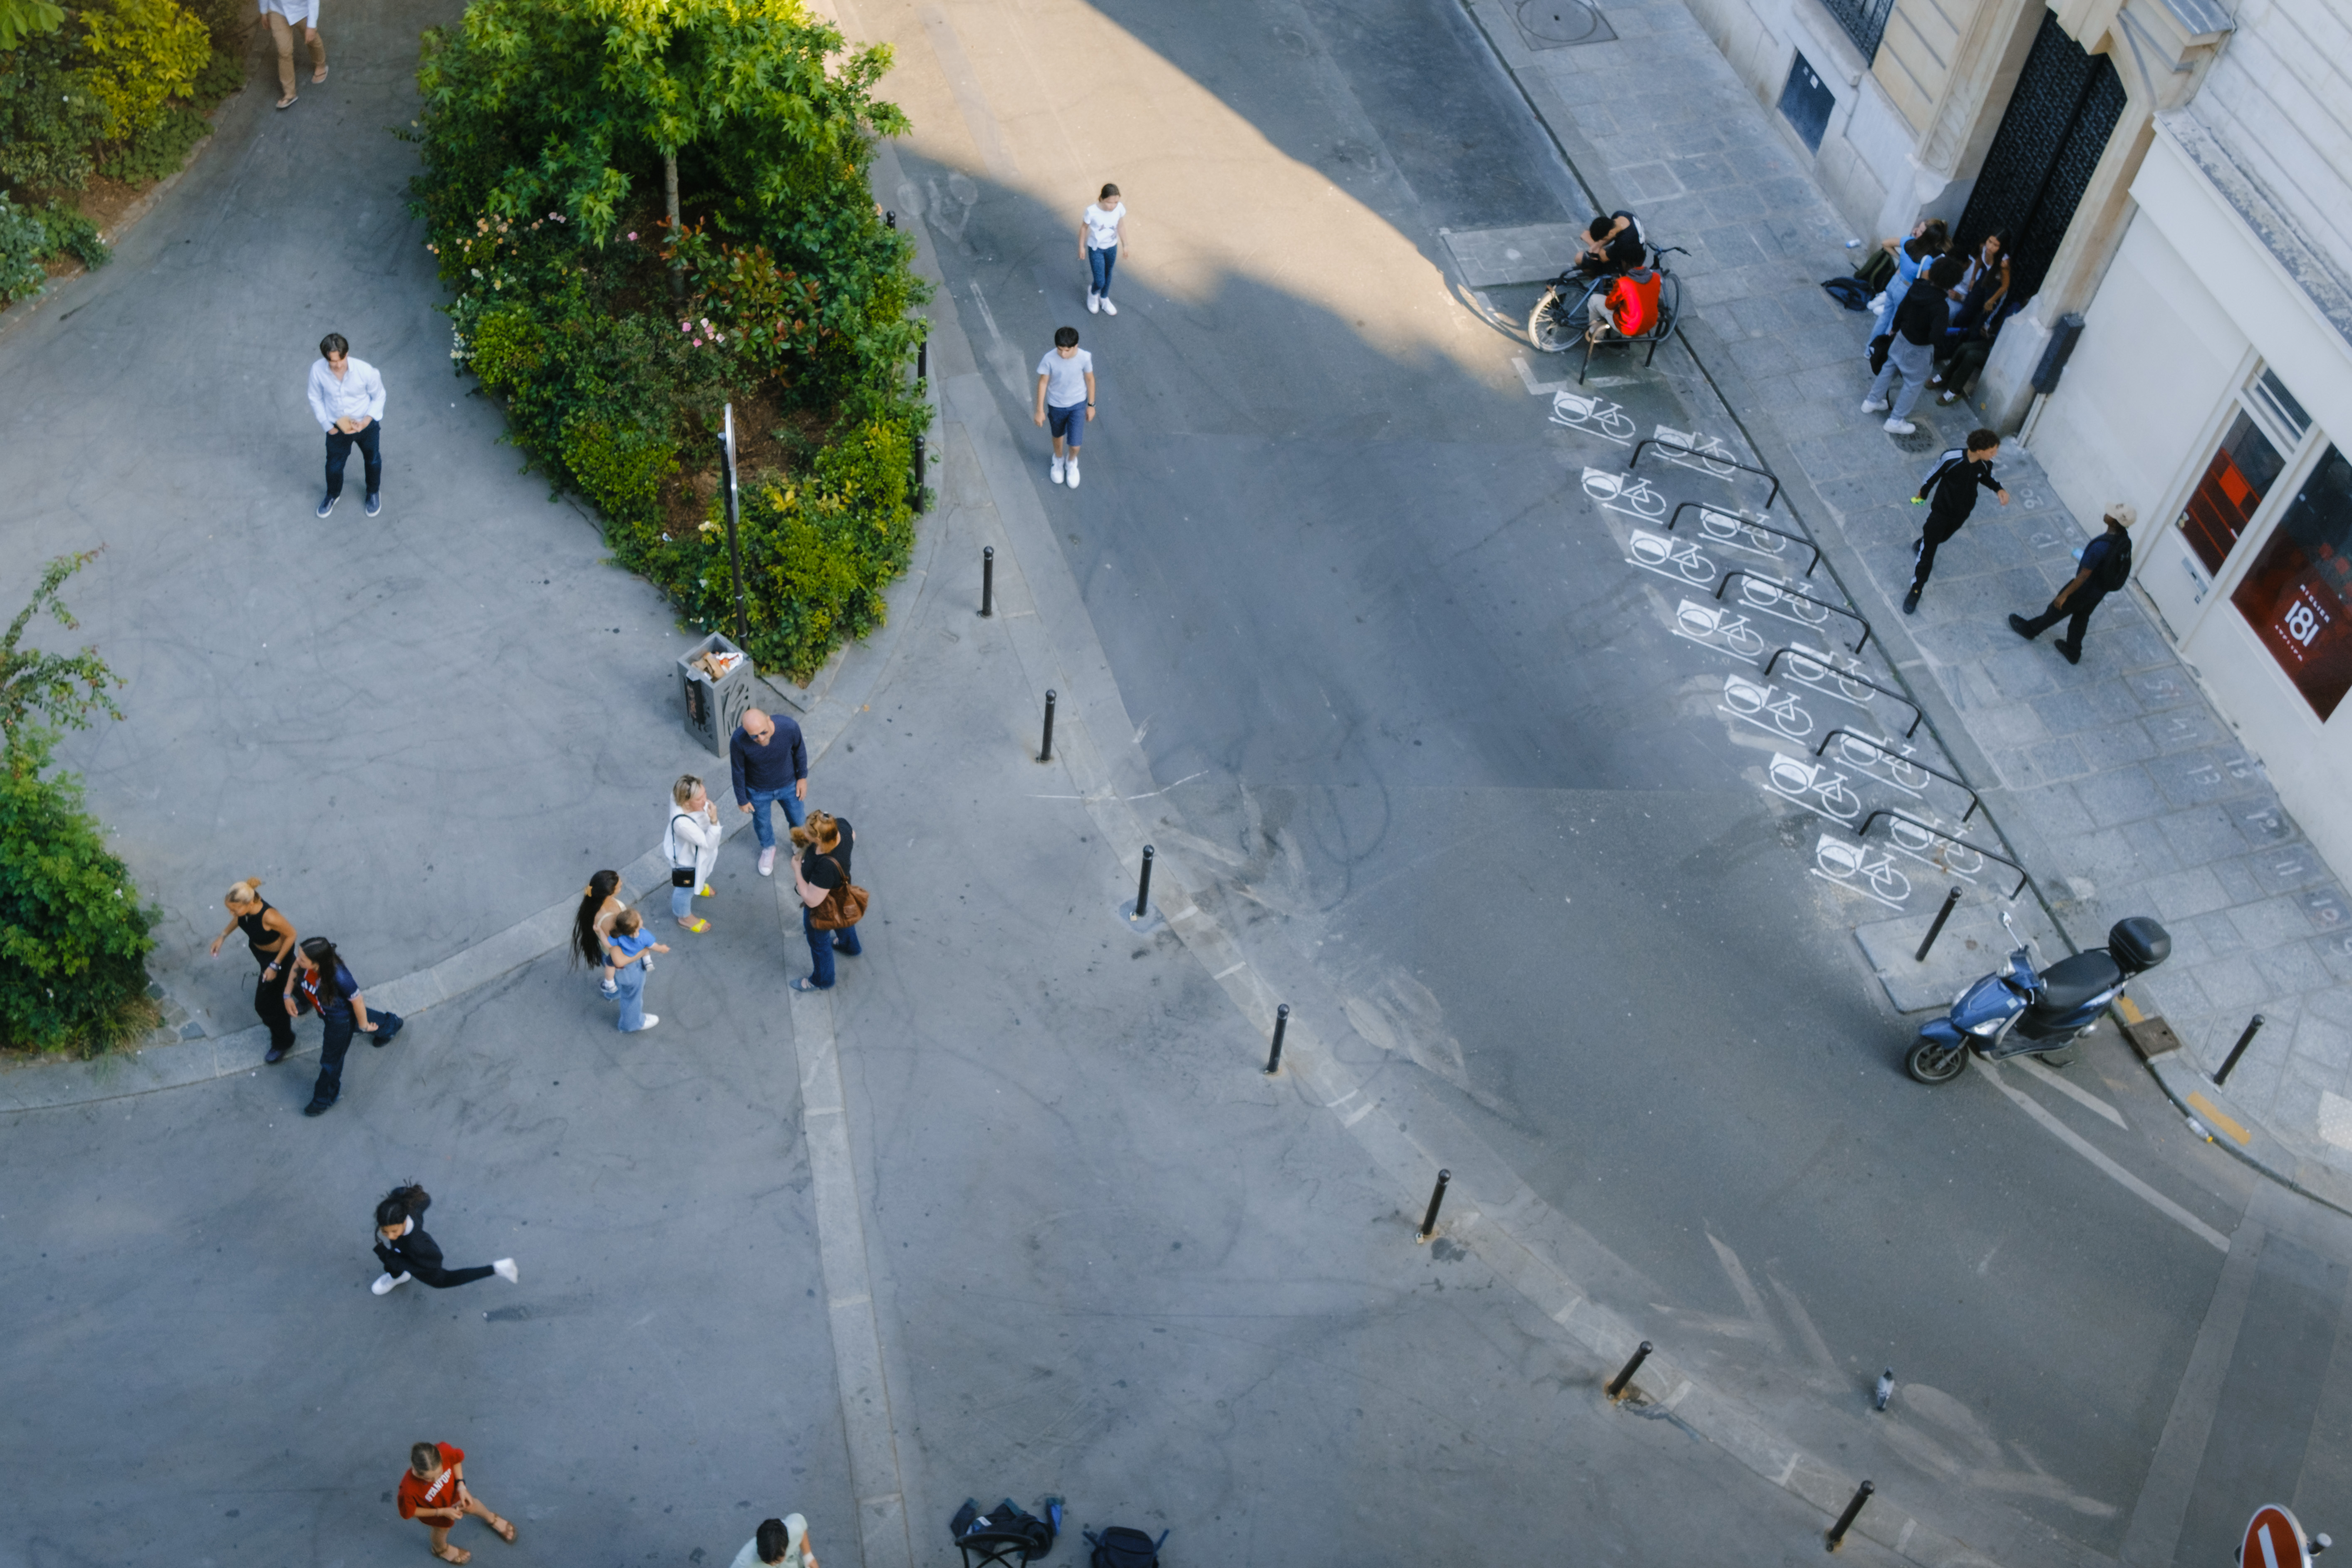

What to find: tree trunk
left=664, top=148, right=682, bottom=301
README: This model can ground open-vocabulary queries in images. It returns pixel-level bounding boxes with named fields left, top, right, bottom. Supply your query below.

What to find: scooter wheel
left=1906, top=1038, right=1971, bottom=1084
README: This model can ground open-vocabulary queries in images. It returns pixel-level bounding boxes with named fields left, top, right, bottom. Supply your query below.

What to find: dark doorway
left=1777, top=52, right=1836, bottom=154
left=1955, top=11, right=2127, bottom=293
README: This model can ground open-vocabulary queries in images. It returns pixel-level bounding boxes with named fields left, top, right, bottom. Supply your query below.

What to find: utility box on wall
left=1778, top=52, right=1836, bottom=153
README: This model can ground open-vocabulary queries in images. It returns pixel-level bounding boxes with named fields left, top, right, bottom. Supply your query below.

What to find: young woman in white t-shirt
left=1079, top=183, right=1131, bottom=315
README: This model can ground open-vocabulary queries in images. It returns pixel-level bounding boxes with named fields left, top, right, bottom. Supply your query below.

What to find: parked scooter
left=1904, top=913, right=2171, bottom=1084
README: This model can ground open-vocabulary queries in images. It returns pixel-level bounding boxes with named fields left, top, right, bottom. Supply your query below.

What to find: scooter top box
left=2109, top=917, right=2170, bottom=973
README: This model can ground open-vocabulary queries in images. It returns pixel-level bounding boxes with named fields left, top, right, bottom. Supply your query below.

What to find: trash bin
left=677, top=632, right=755, bottom=757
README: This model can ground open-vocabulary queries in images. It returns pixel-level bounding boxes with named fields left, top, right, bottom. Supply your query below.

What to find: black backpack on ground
left=950, top=1498, right=1056, bottom=1566
left=1084, top=1526, right=1168, bottom=1568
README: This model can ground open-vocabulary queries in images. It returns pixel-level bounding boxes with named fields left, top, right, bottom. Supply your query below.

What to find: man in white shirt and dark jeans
left=307, top=332, right=384, bottom=518
left=1032, top=325, right=1095, bottom=489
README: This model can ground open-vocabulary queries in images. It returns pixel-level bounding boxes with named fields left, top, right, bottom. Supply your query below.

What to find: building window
left=1816, top=0, right=1896, bottom=59
left=2232, top=446, right=2352, bottom=720
left=2179, top=409, right=2286, bottom=573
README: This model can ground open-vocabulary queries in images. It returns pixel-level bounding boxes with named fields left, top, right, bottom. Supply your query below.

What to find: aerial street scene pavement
left=6, top=0, right=2352, bottom=1561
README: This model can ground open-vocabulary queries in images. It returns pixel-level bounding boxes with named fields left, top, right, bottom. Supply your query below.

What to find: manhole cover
left=1514, top=0, right=1614, bottom=46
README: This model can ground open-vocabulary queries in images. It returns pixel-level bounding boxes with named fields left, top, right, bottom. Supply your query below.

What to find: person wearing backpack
left=1904, top=429, right=2009, bottom=614
left=1863, top=253, right=1964, bottom=434
left=2010, top=504, right=2136, bottom=664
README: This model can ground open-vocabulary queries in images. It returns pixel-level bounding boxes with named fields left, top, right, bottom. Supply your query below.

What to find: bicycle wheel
left=1865, top=861, right=1912, bottom=902
left=1817, top=780, right=1865, bottom=821
left=1720, top=620, right=1766, bottom=657
left=1722, top=676, right=1766, bottom=712
left=1599, top=410, right=1637, bottom=441
left=1770, top=703, right=1813, bottom=739
left=1529, top=289, right=1581, bottom=354
left=1676, top=549, right=1715, bottom=583
left=1905, top=1038, right=1971, bottom=1085
left=1626, top=486, right=1667, bottom=520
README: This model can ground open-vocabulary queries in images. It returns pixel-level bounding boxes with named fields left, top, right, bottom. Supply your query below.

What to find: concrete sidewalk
left=1457, top=0, right=2352, bottom=1205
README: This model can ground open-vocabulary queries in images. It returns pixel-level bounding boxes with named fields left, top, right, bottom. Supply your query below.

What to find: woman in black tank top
left=210, top=878, right=299, bottom=1063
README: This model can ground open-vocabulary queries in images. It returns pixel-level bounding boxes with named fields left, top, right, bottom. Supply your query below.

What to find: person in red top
left=1585, top=269, right=1661, bottom=344
left=397, top=1442, right=516, bottom=1564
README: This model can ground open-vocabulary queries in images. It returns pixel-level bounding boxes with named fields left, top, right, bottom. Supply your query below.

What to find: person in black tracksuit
left=371, top=1184, right=518, bottom=1296
left=1905, top=430, right=2010, bottom=614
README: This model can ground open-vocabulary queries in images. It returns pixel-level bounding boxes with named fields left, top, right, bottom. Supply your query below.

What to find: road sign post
left=2243, top=1504, right=2315, bottom=1568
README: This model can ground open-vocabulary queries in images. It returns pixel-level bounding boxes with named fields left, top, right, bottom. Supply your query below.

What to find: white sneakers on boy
left=493, top=1258, right=520, bottom=1283
left=1883, top=417, right=1917, bottom=434
left=1100, top=298, right=1117, bottom=315
left=1859, top=398, right=1889, bottom=414
left=1051, top=456, right=1066, bottom=485
left=1066, top=460, right=1081, bottom=489
left=372, top=1271, right=411, bottom=1296
left=1086, top=291, right=1100, bottom=314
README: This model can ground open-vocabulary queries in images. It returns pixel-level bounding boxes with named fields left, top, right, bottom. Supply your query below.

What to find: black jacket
left=375, top=1225, right=447, bottom=1277
left=1892, top=286, right=1950, bottom=347
left=1919, top=455, right=2001, bottom=538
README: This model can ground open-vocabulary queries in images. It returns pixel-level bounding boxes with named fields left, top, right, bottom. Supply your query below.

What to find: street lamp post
left=721, top=403, right=748, bottom=649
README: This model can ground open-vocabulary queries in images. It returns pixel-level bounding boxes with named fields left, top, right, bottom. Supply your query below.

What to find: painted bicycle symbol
left=1814, top=834, right=1913, bottom=908
left=1887, top=814, right=1985, bottom=877
left=1696, top=508, right=1788, bottom=558
left=1832, top=731, right=1931, bottom=792
left=1733, top=574, right=1832, bottom=627
left=1675, top=599, right=1767, bottom=657
left=1767, top=752, right=1864, bottom=822
left=1584, top=467, right=1668, bottom=520
left=1628, top=528, right=1716, bottom=583
left=1777, top=645, right=1876, bottom=705
left=1723, top=675, right=1812, bottom=738
left=1552, top=390, right=1637, bottom=442
left=1653, top=424, right=1739, bottom=479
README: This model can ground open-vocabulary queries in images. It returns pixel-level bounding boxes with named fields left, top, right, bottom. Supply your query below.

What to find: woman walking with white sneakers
left=1079, top=184, right=1131, bottom=316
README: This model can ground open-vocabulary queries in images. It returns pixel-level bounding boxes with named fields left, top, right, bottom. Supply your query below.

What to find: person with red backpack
left=1585, top=267, right=1662, bottom=345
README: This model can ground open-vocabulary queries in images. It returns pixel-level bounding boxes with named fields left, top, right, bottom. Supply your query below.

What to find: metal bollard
left=885, top=211, right=896, bottom=229
left=1417, top=1169, right=1450, bottom=1241
left=912, top=433, right=927, bottom=515
left=1038, top=690, right=1056, bottom=763
left=1606, top=1340, right=1652, bottom=1400
left=1915, top=887, right=1962, bottom=962
left=1264, top=1003, right=1289, bottom=1075
left=917, top=339, right=927, bottom=384
left=980, top=546, right=995, bottom=617
left=1825, top=1481, right=1874, bottom=1551
left=1132, top=846, right=1155, bottom=919
left=2214, top=1013, right=2267, bottom=1086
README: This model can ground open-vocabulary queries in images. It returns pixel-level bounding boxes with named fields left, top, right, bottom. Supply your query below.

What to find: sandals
left=275, top=93, right=297, bottom=109
left=487, top=1515, right=517, bottom=1544
left=311, top=64, right=328, bottom=83
left=677, top=917, right=709, bottom=933
left=432, top=1547, right=470, bottom=1564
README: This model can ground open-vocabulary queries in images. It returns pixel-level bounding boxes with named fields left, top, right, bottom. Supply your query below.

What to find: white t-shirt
left=1082, top=203, right=1125, bottom=251
left=1037, top=348, right=1093, bottom=408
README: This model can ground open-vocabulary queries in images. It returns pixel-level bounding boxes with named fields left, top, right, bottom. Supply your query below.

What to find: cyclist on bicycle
left=1573, top=211, right=1645, bottom=277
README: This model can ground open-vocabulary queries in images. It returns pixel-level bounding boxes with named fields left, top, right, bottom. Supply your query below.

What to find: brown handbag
left=809, top=855, right=869, bottom=931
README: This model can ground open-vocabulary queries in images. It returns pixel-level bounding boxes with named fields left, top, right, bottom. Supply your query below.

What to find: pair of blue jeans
left=801, top=904, right=861, bottom=988
left=324, top=421, right=382, bottom=500
left=746, top=786, right=806, bottom=850
left=613, top=959, right=649, bottom=1030
left=1088, top=244, right=1117, bottom=298
left=670, top=878, right=701, bottom=921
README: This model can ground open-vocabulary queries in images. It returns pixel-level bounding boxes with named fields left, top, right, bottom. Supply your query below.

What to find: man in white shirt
left=306, top=332, right=384, bottom=518
left=258, top=0, right=326, bottom=111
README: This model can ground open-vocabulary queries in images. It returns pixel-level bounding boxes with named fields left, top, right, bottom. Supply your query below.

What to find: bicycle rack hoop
left=1856, top=809, right=2029, bottom=899
left=1629, top=436, right=1783, bottom=511
left=1761, top=647, right=1926, bottom=737
left=1813, top=728, right=1981, bottom=821
left=1665, top=502, right=1820, bottom=577
left=1716, top=570, right=1871, bottom=654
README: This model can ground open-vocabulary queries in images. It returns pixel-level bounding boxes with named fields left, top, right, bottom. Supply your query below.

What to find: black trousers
left=2017, top=588, right=2107, bottom=651
left=309, top=1006, right=402, bottom=1104
left=374, top=1243, right=493, bottom=1288
left=253, top=966, right=295, bottom=1052
left=1910, top=520, right=1964, bottom=591
left=324, top=421, right=382, bottom=499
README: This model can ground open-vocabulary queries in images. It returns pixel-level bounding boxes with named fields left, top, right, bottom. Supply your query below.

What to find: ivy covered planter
left=407, top=0, right=929, bottom=682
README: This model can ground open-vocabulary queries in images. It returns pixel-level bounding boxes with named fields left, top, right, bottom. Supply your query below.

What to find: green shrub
left=0, top=22, right=109, bottom=191
left=37, top=199, right=105, bottom=267
left=0, top=728, right=158, bottom=1054
left=0, top=192, right=46, bottom=305
left=95, top=100, right=208, bottom=184
left=76, top=0, right=209, bottom=143
left=562, top=417, right=677, bottom=531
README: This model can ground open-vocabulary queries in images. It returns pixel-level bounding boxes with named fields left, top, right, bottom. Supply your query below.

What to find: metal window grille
left=1817, top=0, right=1897, bottom=60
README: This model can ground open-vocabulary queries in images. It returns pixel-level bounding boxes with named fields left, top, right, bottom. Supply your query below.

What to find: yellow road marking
left=2187, top=1092, right=2252, bottom=1146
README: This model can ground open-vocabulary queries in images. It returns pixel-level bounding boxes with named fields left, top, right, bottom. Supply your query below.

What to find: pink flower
left=628, top=231, right=638, bottom=241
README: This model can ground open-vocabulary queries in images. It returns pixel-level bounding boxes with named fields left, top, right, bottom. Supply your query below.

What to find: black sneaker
left=316, top=493, right=337, bottom=518
left=2057, top=641, right=2083, bottom=665
left=364, top=492, right=382, bottom=518
left=301, top=1095, right=337, bottom=1117
left=264, top=1042, right=290, bottom=1065
left=2007, top=613, right=2036, bottom=640
left=1902, top=588, right=1921, bottom=615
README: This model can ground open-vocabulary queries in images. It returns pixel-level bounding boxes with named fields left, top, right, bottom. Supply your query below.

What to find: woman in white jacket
left=666, top=775, right=723, bottom=932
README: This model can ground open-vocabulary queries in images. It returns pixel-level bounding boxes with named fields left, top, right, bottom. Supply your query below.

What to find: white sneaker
left=1086, top=291, right=1100, bottom=314
left=1100, top=297, right=1117, bottom=316
left=1883, top=417, right=1916, bottom=434
left=372, top=1271, right=411, bottom=1296
left=1050, top=456, right=1065, bottom=485
left=493, top=1258, right=520, bottom=1283
left=1859, top=398, right=1888, bottom=414
left=637, top=1014, right=659, bottom=1031
left=1065, top=461, right=1080, bottom=489
left=758, top=846, right=776, bottom=877
left=600, top=980, right=617, bottom=998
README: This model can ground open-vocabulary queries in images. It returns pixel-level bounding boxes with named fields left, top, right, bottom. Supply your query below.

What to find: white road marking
left=2014, top=1054, right=2127, bottom=1127
left=1212, top=961, right=1247, bottom=980
left=1983, top=1062, right=2228, bottom=1252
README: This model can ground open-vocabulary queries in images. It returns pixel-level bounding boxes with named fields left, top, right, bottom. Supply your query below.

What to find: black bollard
left=911, top=433, right=927, bottom=515
left=1915, top=887, right=1962, bottom=962
left=917, top=339, right=927, bottom=384
left=1606, top=1340, right=1653, bottom=1400
left=885, top=211, right=896, bottom=229
left=1038, top=690, right=1056, bottom=763
left=1264, top=1003, right=1289, bottom=1075
left=2214, top=1013, right=2267, bottom=1086
left=1133, top=846, right=1155, bottom=919
left=1825, top=1481, right=1874, bottom=1551
left=1417, top=1169, right=1451, bottom=1241
left=980, top=545, right=995, bottom=617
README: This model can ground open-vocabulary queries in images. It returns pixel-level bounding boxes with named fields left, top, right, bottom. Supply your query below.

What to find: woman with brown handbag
left=787, top=810, right=866, bottom=992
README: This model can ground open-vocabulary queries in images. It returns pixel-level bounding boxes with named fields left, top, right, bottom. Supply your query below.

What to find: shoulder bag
left=809, top=854, right=869, bottom=930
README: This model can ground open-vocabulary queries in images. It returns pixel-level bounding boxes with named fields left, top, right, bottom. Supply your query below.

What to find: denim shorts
left=1047, top=403, right=1085, bottom=442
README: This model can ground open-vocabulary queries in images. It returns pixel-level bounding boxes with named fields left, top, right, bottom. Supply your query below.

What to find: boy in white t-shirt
left=1079, top=183, right=1130, bottom=315
left=1032, top=326, right=1096, bottom=489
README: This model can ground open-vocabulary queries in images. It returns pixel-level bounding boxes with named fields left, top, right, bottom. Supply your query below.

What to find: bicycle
left=1527, top=247, right=1688, bottom=386
left=1768, top=753, right=1864, bottom=821
left=1584, top=467, right=1668, bottom=520
left=1551, top=389, right=1638, bottom=442
left=1723, top=675, right=1812, bottom=738
left=1675, top=600, right=1767, bottom=657
left=1815, top=836, right=1913, bottom=905
left=1629, top=529, right=1715, bottom=583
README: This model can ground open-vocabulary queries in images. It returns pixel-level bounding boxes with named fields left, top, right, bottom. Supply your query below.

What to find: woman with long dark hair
left=371, top=1184, right=517, bottom=1296
left=283, top=935, right=400, bottom=1117
left=572, top=869, right=626, bottom=998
